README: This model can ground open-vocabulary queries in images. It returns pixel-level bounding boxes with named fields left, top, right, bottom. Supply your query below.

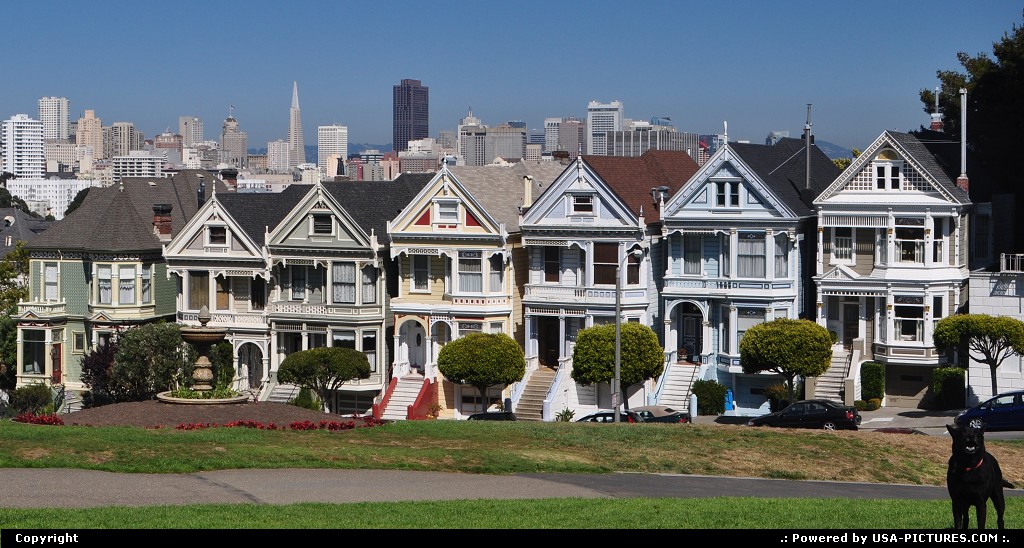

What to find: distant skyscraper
left=318, top=125, right=348, bottom=176
left=179, top=115, right=204, bottom=148
left=765, top=131, right=790, bottom=145
left=267, top=139, right=290, bottom=173
left=76, top=110, right=103, bottom=159
left=544, top=118, right=563, bottom=153
left=393, top=79, right=429, bottom=152
left=2, top=114, right=45, bottom=178
left=288, top=82, right=305, bottom=169
left=586, top=100, right=623, bottom=155
left=220, top=112, right=248, bottom=168
left=106, top=122, right=143, bottom=158
left=558, top=117, right=585, bottom=159
left=37, top=97, right=70, bottom=141
left=485, top=123, right=526, bottom=163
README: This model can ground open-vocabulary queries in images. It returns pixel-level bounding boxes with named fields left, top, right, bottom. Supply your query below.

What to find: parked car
left=954, top=390, right=1024, bottom=431
left=631, top=405, right=691, bottom=424
left=466, top=411, right=518, bottom=421
left=576, top=410, right=643, bottom=423
left=746, top=399, right=862, bottom=430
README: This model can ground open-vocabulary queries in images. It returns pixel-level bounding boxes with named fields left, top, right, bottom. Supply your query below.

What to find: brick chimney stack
left=930, top=87, right=944, bottom=131
left=153, top=204, right=173, bottom=239
left=220, top=168, right=238, bottom=189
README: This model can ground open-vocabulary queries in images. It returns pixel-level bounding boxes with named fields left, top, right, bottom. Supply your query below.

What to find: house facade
left=15, top=170, right=226, bottom=393
left=965, top=254, right=1024, bottom=404
left=813, top=131, right=971, bottom=408
left=518, top=151, right=699, bottom=419
left=657, top=138, right=838, bottom=415
left=386, top=163, right=562, bottom=418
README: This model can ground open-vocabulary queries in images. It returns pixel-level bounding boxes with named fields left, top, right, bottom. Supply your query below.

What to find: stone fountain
left=157, top=305, right=248, bottom=404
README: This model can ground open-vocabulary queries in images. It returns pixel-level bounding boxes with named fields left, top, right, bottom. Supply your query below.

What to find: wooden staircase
left=813, top=348, right=849, bottom=403
left=655, top=362, right=700, bottom=414
left=381, top=374, right=426, bottom=421
left=513, top=367, right=557, bottom=421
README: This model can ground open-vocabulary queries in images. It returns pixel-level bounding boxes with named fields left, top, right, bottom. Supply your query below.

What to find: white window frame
left=291, top=266, right=306, bottom=301
left=569, top=193, right=595, bottom=215
left=97, top=264, right=113, bottom=305
left=458, top=251, right=483, bottom=294
left=874, top=160, right=903, bottom=190
left=435, top=200, right=459, bottom=224
left=206, top=225, right=228, bottom=247
left=118, top=265, right=136, bottom=305
left=714, top=180, right=740, bottom=208
left=831, top=227, right=855, bottom=265
left=332, top=262, right=356, bottom=304
left=72, top=331, right=87, bottom=354
left=43, top=262, right=59, bottom=302
left=311, top=213, right=334, bottom=236
left=411, top=255, right=430, bottom=293
left=141, top=264, right=152, bottom=303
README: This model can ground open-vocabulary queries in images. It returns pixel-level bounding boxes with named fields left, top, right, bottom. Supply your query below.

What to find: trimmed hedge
left=860, top=361, right=885, bottom=401
left=691, top=379, right=727, bottom=416
left=932, top=366, right=966, bottom=410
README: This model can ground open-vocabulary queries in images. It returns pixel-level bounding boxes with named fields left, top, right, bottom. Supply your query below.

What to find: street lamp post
left=614, top=247, right=644, bottom=423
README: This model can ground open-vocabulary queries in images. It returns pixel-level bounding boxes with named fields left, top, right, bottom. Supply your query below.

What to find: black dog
left=946, top=423, right=1014, bottom=529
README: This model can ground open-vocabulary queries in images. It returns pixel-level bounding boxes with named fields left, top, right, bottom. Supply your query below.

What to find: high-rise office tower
left=37, top=97, right=70, bottom=141
left=267, top=139, right=290, bottom=173
left=586, top=100, right=623, bottom=155
left=106, top=122, right=143, bottom=159
left=544, top=118, right=563, bottom=153
left=559, top=117, right=585, bottom=159
left=288, top=82, right=305, bottom=169
left=220, top=112, right=248, bottom=168
left=485, top=123, right=526, bottom=163
left=179, top=115, right=204, bottom=148
left=392, top=79, right=429, bottom=152
left=76, top=110, right=103, bottom=159
left=2, top=114, right=46, bottom=178
left=317, top=125, right=348, bottom=176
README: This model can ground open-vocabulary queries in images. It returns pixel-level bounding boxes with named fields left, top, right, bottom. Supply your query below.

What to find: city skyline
left=2, top=1, right=1020, bottom=153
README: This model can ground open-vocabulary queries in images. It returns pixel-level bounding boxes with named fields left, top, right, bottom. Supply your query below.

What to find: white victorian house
left=656, top=138, right=839, bottom=416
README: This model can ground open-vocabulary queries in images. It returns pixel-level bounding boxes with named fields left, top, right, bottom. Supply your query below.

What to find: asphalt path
left=3, top=468, right=1023, bottom=509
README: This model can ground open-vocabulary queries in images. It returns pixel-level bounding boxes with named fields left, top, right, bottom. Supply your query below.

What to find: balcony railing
left=524, top=284, right=647, bottom=302
left=1001, top=253, right=1024, bottom=273
left=17, top=301, right=66, bottom=316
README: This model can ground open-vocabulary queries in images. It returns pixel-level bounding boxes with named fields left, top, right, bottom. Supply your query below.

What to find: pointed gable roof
left=448, top=161, right=565, bottom=232
left=214, top=191, right=304, bottom=243
left=729, top=137, right=840, bottom=216
left=580, top=149, right=700, bottom=225
left=321, top=173, right=434, bottom=241
left=28, top=170, right=229, bottom=252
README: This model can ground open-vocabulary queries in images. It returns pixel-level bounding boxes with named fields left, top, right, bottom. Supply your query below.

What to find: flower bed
left=175, top=415, right=389, bottom=431
left=14, top=412, right=65, bottom=426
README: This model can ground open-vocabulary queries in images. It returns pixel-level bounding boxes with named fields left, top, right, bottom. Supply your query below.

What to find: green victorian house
left=14, top=170, right=227, bottom=398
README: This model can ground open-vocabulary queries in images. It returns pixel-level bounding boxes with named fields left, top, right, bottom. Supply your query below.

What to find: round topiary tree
left=571, top=322, right=664, bottom=409
left=740, top=318, right=833, bottom=404
left=933, top=313, right=1024, bottom=398
left=436, top=332, right=525, bottom=412
left=277, top=347, right=371, bottom=411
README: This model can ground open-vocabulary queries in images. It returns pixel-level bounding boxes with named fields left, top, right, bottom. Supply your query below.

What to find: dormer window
left=437, top=200, right=459, bottom=223
left=312, top=213, right=333, bottom=235
left=715, top=181, right=739, bottom=207
left=571, top=194, right=594, bottom=214
left=207, top=226, right=227, bottom=246
left=873, top=149, right=903, bottom=190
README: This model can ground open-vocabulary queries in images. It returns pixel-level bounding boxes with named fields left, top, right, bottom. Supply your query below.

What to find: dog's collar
left=963, top=457, right=985, bottom=472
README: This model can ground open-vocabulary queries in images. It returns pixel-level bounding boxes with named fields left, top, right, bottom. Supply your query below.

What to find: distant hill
left=350, top=143, right=392, bottom=154
left=815, top=140, right=854, bottom=160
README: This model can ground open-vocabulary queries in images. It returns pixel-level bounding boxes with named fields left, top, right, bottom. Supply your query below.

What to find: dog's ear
left=947, top=424, right=957, bottom=436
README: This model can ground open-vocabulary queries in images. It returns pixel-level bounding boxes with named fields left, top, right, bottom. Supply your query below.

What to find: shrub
left=866, top=398, right=881, bottom=411
left=10, top=383, right=53, bottom=414
left=932, top=366, right=966, bottom=410
left=291, top=387, right=323, bottom=411
left=691, top=379, right=727, bottom=416
left=555, top=408, right=575, bottom=422
left=763, top=383, right=791, bottom=412
left=854, top=400, right=867, bottom=411
left=860, top=361, right=885, bottom=401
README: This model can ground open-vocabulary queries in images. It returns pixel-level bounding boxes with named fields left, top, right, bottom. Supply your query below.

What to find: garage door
left=885, top=364, right=933, bottom=409
left=734, top=375, right=777, bottom=415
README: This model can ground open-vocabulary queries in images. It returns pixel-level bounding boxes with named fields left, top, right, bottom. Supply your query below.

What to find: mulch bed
left=60, top=400, right=359, bottom=429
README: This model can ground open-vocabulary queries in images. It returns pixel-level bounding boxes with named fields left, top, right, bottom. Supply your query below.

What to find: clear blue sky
left=3, top=0, right=1021, bottom=152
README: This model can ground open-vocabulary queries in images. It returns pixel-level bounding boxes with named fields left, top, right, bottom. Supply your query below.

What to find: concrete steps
left=514, top=367, right=557, bottom=421
left=381, top=375, right=425, bottom=421
left=657, top=363, right=700, bottom=414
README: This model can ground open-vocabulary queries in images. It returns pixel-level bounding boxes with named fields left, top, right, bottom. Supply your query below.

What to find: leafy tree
left=933, top=314, right=1024, bottom=397
left=111, top=322, right=189, bottom=401
left=918, top=14, right=1024, bottom=242
left=832, top=148, right=861, bottom=171
left=64, top=187, right=91, bottom=217
left=740, top=318, right=833, bottom=403
left=0, top=314, right=18, bottom=394
left=80, top=339, right=119, bottom=408
left=436, top=332, right=525, bottom=410
left=0, top=241, right=29, bottom=312
left=277, top=347, right=371, bottom=410
left=571, top=322, right=664, bottom=408
left=0, top=187, right=37, bottom=218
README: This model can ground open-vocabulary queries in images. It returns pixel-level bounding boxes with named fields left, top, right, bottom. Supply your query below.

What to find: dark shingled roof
left=890, top=130, right=973, bottom=203
left=215, top=191, right=304, bottom=244
left=581, top=150, right=701, bottom=224
left=28, top=170, right=229, bottom=252
left=0, top=208, right=54, bottom=256
left=320, top=173, right=434, bottom=241
left=729, top=137, right=841, bottom=216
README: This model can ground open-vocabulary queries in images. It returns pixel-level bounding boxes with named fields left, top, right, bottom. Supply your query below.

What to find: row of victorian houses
left=11, top=124, right=1021, bottom=419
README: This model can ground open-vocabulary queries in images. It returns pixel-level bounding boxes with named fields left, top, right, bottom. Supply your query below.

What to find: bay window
left=412, top=255, right=429, bottom=291
left=544, top=247, right=560, bottom=282
left=458, top=251, right=483, bottom=292
left=361, top=266, right=377, bottom=304
left=489, top=255, right=503, bottom=293
left=593, top=243, right=617, bottom=285
left=189, top=272, right=209, bottom=310
left=774, top=234, right=789, bottom=278
left=141, top=264, right=152, bottom=303
left=291, top=267, right=306, bottom=300
left=737, top=309, right=765, bottom=348
left=363, top=332, right=377, bottom=372
left=737, top=233, right=766, bottom=278
left=44, top=263, right=58, bottom=301
left=22, top=329, right=45, bottom=374
left=98, top=265, right=112, bottom=304
left=119, top=266, right=136, bottom=304
left=683, top=234, right=701, bottom=275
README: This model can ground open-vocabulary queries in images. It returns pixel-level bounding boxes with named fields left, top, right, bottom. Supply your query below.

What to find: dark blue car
left=955, top=390, right=1024, bottom=431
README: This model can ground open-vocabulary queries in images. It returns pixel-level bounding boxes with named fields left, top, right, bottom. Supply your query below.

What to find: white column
left=816, top=227, right=824, bottom=275
left=924, top=212, right=934, bottom=268
left=728, top=305, right=738, bottom=356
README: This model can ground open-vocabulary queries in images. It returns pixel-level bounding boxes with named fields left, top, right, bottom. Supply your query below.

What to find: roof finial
left=723, top=121, right=728, bottom=141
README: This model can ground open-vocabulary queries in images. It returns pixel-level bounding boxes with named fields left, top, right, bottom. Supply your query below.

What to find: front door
left=50, top=344, right=62, bottom=384
left=843, top=303, right=859, bottom=348
left=537, top=316, right=559, bottom=367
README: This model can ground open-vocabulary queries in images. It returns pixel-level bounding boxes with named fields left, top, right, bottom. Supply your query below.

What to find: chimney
left=929, top=86, right=944, bottom=131
left=196, top=174, right=206, bottom=207
left=523, top=175, right=534, bottom=208
left=956, top=87, right=969, bottom=193
left=153, top=204, right=173, bottom=239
